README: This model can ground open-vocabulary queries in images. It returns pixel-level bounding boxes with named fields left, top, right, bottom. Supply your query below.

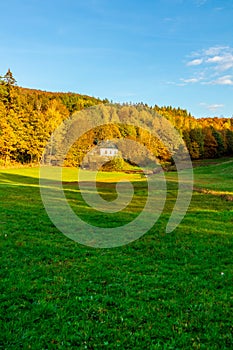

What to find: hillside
left=1, top=70, right=233, bottom=166
left=0, top=70, right=106, bottom=165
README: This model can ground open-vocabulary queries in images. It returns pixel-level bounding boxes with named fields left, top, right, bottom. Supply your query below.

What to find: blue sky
left=1, top=0, right=233, bottom=118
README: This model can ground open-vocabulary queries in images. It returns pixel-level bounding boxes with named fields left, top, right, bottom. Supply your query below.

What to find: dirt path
left=193, top=186, right=233, bottom=201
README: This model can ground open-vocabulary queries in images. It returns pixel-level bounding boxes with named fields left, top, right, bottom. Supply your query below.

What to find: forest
left=1, top=69, right=233, bottom=167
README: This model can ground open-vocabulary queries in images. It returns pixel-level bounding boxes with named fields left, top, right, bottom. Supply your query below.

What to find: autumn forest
left=1, top=69, right=233, bottom=167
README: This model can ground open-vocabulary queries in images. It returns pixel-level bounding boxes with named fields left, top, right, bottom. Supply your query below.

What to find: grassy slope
left=0, top=162, right=233, bottom=349
left=194, top=160, right=233, bottom=193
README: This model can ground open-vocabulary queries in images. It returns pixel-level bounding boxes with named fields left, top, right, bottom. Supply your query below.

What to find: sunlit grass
left=193, top=160, right=233, bottom=192
left=1, top=161, right=233, bottom=349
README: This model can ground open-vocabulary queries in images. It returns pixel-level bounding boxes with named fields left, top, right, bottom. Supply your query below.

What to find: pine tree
left=3, top=69, right=17, bottom=110
left=3, top=69, right=17, bottom=87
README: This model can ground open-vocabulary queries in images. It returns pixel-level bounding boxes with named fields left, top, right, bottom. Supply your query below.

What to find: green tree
left=211, top=127, right=225, bottom=157
left=189, top=128, right=204, bottom=159
left=2, top=69, right=17, bottom=111
left=203, top=128, right=218, bottom=158
left=3, top=69, right=16, bottom=86
left=226, top=129, right=233, bottom=155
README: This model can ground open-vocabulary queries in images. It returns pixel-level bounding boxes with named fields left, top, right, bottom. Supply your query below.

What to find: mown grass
left=1, top=161, right=233, bottom=349
left=193, top=160, right=233, bottom=193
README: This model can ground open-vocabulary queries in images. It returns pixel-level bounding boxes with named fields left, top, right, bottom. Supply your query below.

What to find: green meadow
left=1, top=161, right=233, bottom=349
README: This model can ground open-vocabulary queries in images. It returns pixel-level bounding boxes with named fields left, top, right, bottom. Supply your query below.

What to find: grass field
left=1, top=161, right=233, bottom=349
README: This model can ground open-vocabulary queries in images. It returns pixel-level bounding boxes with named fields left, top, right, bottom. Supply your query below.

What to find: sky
left=1, top=0, right=233, bottom=118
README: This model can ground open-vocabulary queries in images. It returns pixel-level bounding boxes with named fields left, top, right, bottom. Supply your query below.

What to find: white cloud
left=214, top=7, right=224, bottom=11
left=206, top=53, right=233, bottom=72
left=206, top=56, right=223, bottom=63
left=208, top=104, right=224, bottom=111
left=213, top=75, right=233, bottom=85
left=182, top=46, right=233, bottom=85
left=200, top=103, right=224, bottom=112
left=187, top=58, right=203, bottom=66
left=166, top=81, right=186, bottom=86
left=203, top=46, right=228, bottom=56
left=194, top=0, right=208, bottom=6
left=181, top=77, right=201, bottom=83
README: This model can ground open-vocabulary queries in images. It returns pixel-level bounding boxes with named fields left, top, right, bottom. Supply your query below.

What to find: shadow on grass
left=0, top=171, right=40, bottom=185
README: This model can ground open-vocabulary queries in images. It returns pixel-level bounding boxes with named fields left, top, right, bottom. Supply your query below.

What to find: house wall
left=100, top=148, right=118, bottom=157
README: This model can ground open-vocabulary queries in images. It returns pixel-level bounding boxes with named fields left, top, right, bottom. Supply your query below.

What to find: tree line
left=0, top=70, right=105, bottom=165
left=0, top=70, right=233, bottom=167
left=155, top=105, right=233, bottom=160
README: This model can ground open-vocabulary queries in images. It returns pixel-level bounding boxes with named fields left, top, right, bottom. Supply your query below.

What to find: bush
left=101, top=156, right=127, bottom=171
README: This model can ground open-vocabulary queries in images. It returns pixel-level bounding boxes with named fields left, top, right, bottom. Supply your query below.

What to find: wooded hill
left=0, top=69, right=233, bottom=167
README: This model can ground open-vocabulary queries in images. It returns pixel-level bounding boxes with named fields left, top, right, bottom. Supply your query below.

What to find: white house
left=81, top=140, right=119, bottom=169
left=99, top=141, right=118, bottom=157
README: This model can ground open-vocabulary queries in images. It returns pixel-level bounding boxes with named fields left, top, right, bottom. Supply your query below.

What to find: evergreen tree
left=3, top=69, right=17, bottom=87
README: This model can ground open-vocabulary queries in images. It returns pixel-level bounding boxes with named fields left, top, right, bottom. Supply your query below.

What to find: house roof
left=99, top=140, right=118, bottom=149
